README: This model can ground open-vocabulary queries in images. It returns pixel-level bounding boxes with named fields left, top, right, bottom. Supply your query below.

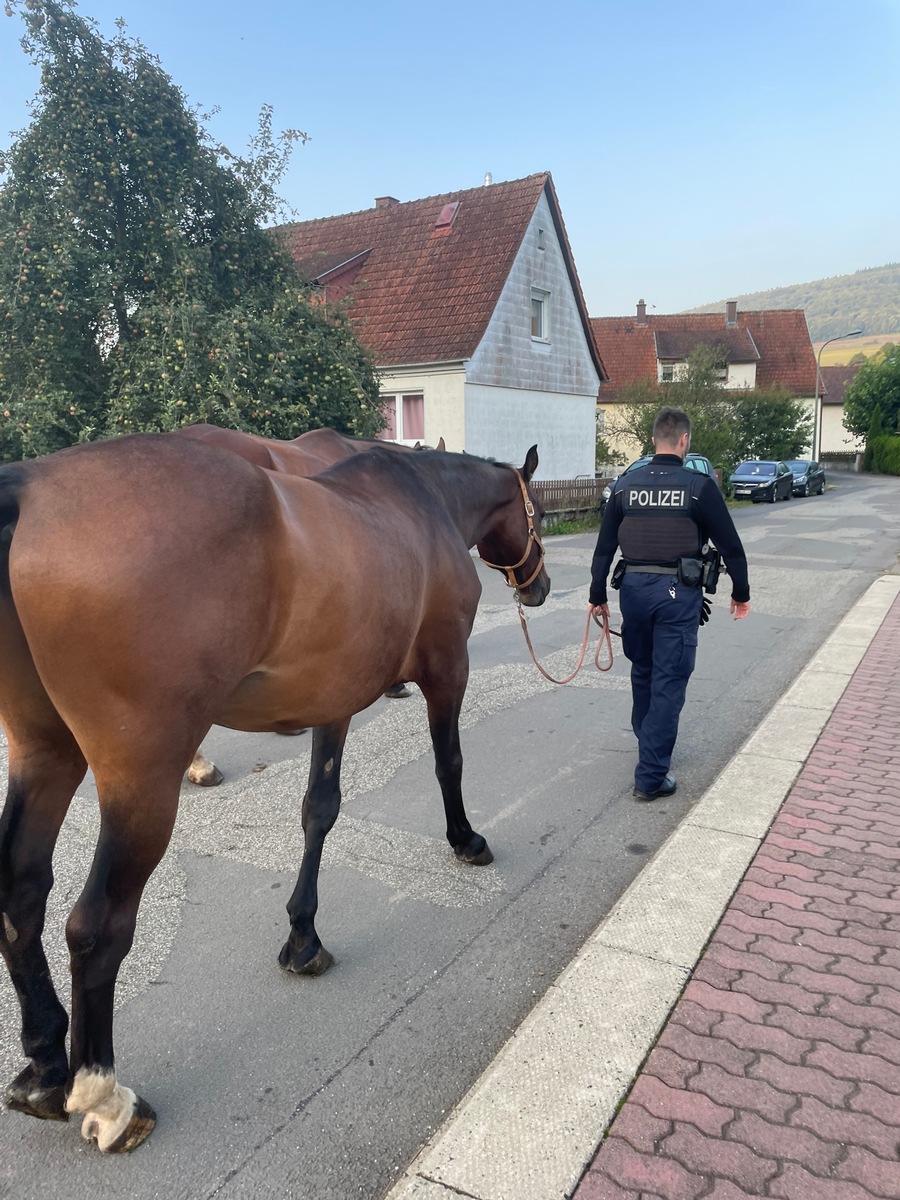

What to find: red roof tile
left=277, top=174, right=605, bottom=377
left=591, top=307, right=816, bottom=399
left=820, top=363, right=863, bottom=405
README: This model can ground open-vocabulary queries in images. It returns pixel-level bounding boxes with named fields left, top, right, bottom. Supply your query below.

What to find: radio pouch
left=610, top=559, right=627, bottom=591
left=677, top=557, right=704, bottom=588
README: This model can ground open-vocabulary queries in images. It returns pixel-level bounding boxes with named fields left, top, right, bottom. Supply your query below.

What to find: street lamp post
left=813, top=329, right=862, bottom=460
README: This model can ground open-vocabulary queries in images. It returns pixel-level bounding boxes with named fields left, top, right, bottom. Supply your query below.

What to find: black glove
left=699, top=597, right=712, bottom=627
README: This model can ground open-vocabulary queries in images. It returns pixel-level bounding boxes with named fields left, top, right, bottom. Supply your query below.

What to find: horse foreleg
left=63, top=767, right=181, bottom=1153
left=0, top=729, right=86, bottom=1124
left=279, top=718, right=350, bottom=977
left=420, top=664, right=493, bottom=866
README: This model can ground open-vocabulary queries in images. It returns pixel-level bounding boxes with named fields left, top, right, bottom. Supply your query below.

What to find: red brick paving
left=573, top=591, right=900, bottom=1199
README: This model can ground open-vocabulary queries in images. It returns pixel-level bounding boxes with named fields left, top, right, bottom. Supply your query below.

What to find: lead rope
left=515, top=598, right=619, bottom=684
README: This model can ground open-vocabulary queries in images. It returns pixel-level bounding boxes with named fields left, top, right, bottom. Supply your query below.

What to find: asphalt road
left=2, top=469, right=899, bottom=1200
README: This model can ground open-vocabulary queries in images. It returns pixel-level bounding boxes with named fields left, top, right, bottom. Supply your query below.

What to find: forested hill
left=685, top=263, right=900, bottom=342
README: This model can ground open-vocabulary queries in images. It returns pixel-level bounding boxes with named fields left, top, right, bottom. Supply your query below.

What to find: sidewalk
left=573, top=579, right=900, bottom=1199
left=385, top=573, right=900, bottom=1200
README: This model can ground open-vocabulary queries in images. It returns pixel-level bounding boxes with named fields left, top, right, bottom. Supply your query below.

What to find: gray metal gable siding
left=465, top=193, right=599, bottom=396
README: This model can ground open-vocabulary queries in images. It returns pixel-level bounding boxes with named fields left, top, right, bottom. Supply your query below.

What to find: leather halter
left=478, top=470, right=546, bottom=593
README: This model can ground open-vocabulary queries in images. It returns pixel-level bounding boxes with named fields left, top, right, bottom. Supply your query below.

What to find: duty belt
left=625, top=564, right=678, bottom=575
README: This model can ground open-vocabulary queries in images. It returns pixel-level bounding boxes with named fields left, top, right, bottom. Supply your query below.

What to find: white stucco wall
left=464, top=383, right=595, bottom=480
left=725, top=363, right=757, bottom=389
left=821, top=405, right=864, bottom=454
left=378, top=366, right=467, bottom=451
left=466, top=192, right=600, bottom=399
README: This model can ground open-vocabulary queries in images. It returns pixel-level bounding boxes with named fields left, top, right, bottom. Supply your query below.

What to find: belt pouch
left=677, top=557, right=704, bottom=588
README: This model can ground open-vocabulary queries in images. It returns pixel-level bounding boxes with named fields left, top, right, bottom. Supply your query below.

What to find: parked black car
left=729, top=460, right=794, bottom=503
left=784, top=459, right=826, bottom=497
left=600, top=452, right=717, bottom=515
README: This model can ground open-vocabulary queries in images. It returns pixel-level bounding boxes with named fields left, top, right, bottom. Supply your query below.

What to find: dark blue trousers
left=619, top=573, right=702, bottom=792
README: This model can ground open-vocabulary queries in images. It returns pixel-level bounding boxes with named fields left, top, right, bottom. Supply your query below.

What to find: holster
left=701, top=547, right=722, bottom=595
left=677, top=557, right=704, bottom=588
left=610, top=559, right=627, bottom=591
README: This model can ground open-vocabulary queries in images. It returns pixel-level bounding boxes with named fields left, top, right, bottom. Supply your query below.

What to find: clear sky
left=1, top=0, right=898, bottom=316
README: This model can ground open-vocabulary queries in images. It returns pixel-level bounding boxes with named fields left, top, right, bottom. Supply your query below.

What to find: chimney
left=484, top=172, right=493, bottom=186
left=725, top=300, right=738, bottom=326
left=636, top=299, right=647, bottom=325
left=375, top=196, right=399, bottom=208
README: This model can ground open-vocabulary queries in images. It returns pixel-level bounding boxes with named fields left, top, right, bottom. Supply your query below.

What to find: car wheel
left=799, top=486, right=807, bottom=498
left=818, top=481, right=825, bottom=495
left=767, top=487, right=776, bottom=503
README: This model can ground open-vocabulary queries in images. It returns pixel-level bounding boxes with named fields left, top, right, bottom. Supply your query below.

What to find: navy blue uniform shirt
left=589, top=454, right=750, bottom=606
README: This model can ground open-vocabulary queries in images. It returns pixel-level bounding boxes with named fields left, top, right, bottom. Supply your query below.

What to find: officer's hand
left=590, top=602, right=610, bottom=622
left=699, top=597, right=712, bottom=626
left=730, top=599, right=750, bottom=620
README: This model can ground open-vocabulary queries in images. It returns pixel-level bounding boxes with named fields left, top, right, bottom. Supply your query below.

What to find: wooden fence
left=532, top=476, right=613, bottom=516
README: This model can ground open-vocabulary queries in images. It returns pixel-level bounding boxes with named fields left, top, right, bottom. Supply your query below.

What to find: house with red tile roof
left=277, top=173, right=606, bottom=479
left=591, top=300, right=818, bottom=458
left=819, top=363, right=864, bottom=454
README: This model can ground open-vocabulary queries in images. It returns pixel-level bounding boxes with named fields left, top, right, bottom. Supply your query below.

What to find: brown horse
left=0, top=433, right=548, bottom=1154
left=174, top=425, right=444, bottom=784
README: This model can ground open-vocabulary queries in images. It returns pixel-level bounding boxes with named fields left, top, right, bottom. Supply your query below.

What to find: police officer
left=589, top=407, right=750, bottom=801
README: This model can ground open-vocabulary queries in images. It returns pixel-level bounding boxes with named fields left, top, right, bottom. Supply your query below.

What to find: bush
left=866, top=434, right=900, bottom=475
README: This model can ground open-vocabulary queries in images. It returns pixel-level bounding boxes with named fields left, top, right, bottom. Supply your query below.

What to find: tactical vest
left=615, top=461, right=704, bottom=565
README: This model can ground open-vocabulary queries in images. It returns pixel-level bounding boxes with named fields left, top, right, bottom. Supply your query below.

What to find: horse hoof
left=384, top=683, right=412, bottom=699
left=3, top=1066, right=69, bottom=1122
left=275, top=728, right=309, bottom=736
left=101, top=1095, right=156, bottom=1153
left=188, top=764, right=224, bottom=787
left=455, top=836, right=494, bottom=866
left=278, top=942, right=335, bottom=976
left=81, top=1094, right=156, bottom=1153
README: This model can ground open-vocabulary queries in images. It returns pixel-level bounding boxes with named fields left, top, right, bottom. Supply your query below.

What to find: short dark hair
left=652, top=407, right=691, bottom=444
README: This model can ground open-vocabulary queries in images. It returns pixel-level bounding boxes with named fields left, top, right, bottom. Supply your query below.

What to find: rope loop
left=515, top=601, right=617, bottom=684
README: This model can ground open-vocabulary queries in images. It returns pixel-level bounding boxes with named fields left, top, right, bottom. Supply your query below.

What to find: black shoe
left=633, top=774, right=677, bottom=801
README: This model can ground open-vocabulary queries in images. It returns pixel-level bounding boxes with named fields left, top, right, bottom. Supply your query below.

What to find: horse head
left=477, top=444, right=550, bottom=607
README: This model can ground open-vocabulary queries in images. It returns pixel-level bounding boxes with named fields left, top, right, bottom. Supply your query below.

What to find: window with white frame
left=531, top=289, right=550, bottom=341
left=379, top=392, right=425, bottom=444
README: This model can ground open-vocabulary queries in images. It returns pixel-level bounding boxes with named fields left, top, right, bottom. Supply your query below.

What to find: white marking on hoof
left=187, top=750, right=223, bottom=786
left=69, top=1070, right=140, bottom=1152
left=66, top=1067, right=115, bottom=1115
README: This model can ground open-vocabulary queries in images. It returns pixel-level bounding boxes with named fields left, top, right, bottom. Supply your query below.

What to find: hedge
left=866, top=434, right=900, bottom=475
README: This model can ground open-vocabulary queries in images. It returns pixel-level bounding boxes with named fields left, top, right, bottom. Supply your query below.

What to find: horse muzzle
left=517, top=568, right=551, bottom=607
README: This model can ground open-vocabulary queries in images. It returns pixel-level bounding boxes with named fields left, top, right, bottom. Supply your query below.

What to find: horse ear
left=414, top=441, right=422, bottom=449
left=522, top=444, right=539, bottom=482
left=436, top=436, right=446, bottom=452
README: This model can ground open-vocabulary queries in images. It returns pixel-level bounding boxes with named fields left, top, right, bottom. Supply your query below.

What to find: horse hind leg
left=279, top=718, right=351, bottom=976
left=63, top=763, right=183, bottom=1153
left=0, top=723, right=87, bottom=1124
left=419, top=658, right=493, bottom=866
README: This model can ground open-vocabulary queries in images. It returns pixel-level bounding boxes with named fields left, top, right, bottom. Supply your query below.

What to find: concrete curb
left=383, top=573, right=900, bottom=1200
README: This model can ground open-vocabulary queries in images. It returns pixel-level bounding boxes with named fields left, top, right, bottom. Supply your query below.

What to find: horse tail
left=0, top=463, right=25, bottom=594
